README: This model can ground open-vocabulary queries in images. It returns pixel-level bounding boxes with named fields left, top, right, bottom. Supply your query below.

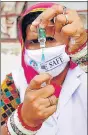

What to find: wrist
left=6, top=108, right=39, bottom=135
left=21, top=104, right=34, bottom=127
left=68, top=30, right=87, bottom=55
left=77, top=30, right=87, bottom=46
left=21, top=106, right=39, bottom=128
left=19, top=103, right=42, bottom=131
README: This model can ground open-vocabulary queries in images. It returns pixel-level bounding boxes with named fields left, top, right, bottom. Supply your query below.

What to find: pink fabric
left=69, top=60, right=77, bottom=69
left=53, top=83, right=62, bottom=98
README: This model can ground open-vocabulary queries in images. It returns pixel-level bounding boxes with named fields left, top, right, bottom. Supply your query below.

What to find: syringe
left=38, top=28, right=46, bottom=65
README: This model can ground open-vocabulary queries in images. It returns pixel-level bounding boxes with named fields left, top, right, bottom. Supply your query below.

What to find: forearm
left=69, top=30, right=87, bottom=53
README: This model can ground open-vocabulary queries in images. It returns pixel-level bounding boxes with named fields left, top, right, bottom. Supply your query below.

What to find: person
left=1, top=2, right=87, bottom=135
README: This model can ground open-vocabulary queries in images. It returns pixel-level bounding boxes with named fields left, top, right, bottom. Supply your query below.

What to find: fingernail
left=32, top=21, right=40, bottom=25
left=41, top=82, right=47, bottom=88
left=39, top=23, right=46, bottom=28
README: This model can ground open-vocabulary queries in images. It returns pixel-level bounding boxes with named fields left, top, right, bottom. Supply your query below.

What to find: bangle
left=70, top=43, right=87, bottom=65
left=7, top=109, right=38, bottom=135
left=69, top=40, right=87, bottom=72
left=70, top=45, right=87, bottom=60
left=5, top=121, right=11, bottom=135
left=14, top=110, right=37, bottom=135
left=7, top=115, right=16, bottom=135
left=18, top=103, right=42, bottom=131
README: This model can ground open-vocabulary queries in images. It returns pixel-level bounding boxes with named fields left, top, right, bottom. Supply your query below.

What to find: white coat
left=12, top=65, right=87, bottom=135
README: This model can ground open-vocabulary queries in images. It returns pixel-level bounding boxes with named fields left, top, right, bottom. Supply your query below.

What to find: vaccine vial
left=38, top=28, right=46, bottom=70
left=38, top=28, right=46, bottom=48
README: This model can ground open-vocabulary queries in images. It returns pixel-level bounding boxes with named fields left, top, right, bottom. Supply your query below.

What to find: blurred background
left=1, top=1, right=87, bottom=82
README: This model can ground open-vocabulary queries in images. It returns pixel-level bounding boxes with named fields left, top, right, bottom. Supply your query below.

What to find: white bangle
left=7, top=110, right=38, bottom=135
left=70, top=45, right=87, bottom=60
left=14, top=109, right=37, bottom=135
left=7, top=116, right=16, bottom=135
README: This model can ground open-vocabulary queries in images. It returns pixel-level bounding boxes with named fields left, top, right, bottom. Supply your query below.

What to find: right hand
left=21, top=73, right=57, bottom=127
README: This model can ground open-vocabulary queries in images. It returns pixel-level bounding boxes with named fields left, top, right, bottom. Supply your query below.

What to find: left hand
left=30, top=4, right=87, bottom=53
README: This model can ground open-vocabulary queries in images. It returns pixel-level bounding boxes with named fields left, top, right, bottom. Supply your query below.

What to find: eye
left=46, top=37, right=55, bottom=41
left=25, top=37, right=55, bottom=46
left=32, top=37, right=55, bottom=43
left=30, top=39, right=39, bottom=44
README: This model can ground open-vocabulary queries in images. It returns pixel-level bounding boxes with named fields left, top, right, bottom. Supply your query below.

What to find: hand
left=21, top=73, right=57, bottom=127
left=30, top=4, right=87, bottom=53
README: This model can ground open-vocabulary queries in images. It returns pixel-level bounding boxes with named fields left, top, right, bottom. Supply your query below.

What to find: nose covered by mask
left=24, top=45, right=70, bottom=78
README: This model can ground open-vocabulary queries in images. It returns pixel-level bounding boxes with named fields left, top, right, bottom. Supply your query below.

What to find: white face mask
left=24, top=45, right=70, bottom=78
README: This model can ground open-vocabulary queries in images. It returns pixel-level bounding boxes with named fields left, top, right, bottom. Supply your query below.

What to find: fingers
left=32, top=84, right=55, bottom=99
left=36, top=105, right=57, bottom=119
left=29, top=73, right=52, bottom=89
left=61, top=22, right=77, bottom=36
left=30, top=5, right=83, bottom=40
left=39, top=95, right=58, bottom=107
left=33, top=104, right=57, bottom=120
left=54, top=8, right=84, bottom=36
left=44, top=105, right=57, bottom=118
left=61, top=20, right=84, bottom=37
left=55, top=16, right=63, bottom=32
left=47, top=95, right=58, bottom=106
left=56, top=14, right=70, bottom=26
left=56, top=10, right=76, bottom=25
left=31, top=4, right=63, bottom=29
left=56, top=10, right=84, bottom=36
left=26, top=84, right=55, bottom=101
left=55, top=12, right=75, bottom=34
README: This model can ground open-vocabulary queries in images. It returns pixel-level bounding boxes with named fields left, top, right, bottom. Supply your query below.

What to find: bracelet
left=10, top=112, right=27, bottom=135
left=5, top=121, right=11, bottom=135
left=7, top=115, right=16, bottom=135
left=14, top=109, right=37, bottom=135
left=7, top=109, right=38, bottom=135
left=70, top=43, right=87, bottom=60
left=18, top=103, right=42, bottom=131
